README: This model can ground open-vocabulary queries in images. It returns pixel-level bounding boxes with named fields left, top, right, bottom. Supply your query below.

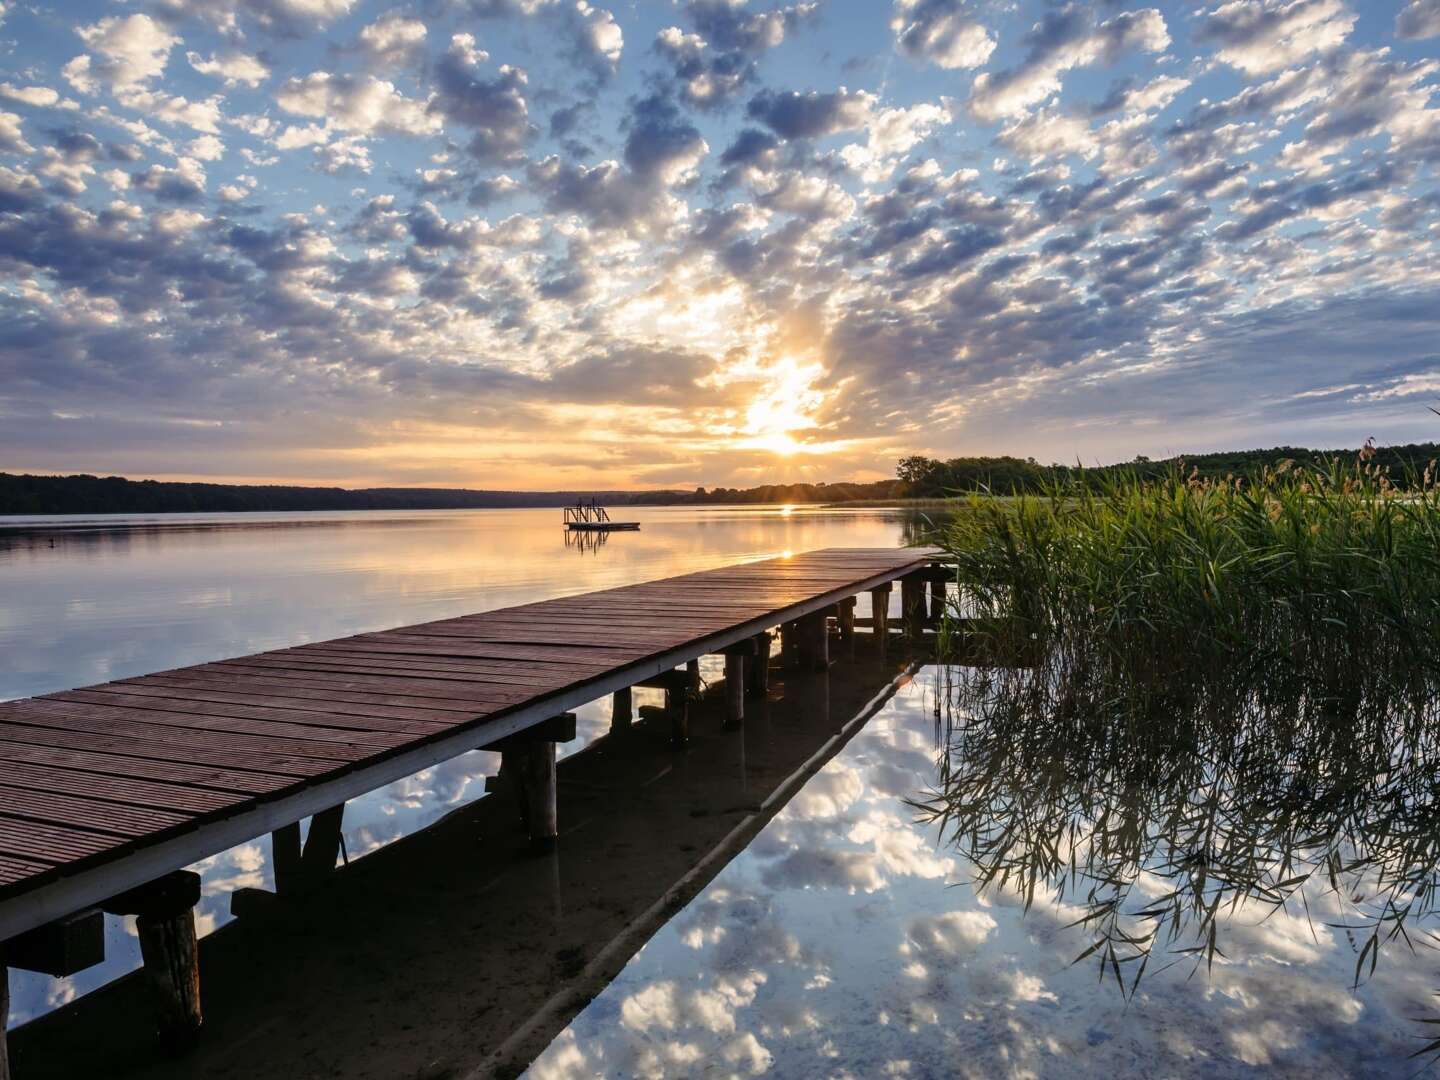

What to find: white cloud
left=0, top=83, right=62, bottom=107
left=1397, top=0, right=1440, bottom=39
left=69, top=14, right=177, bottom=93
left=357, top=12, right=427, bottom=69
left=275, top=72, right=440, bottom=137
left=187, top=50, right=271, bottom=88
left=891, top=0, right=995, bottom=70
left=1198, top=0, right=1355, bottom=75
left=970, top=8, right=1170, bottom=121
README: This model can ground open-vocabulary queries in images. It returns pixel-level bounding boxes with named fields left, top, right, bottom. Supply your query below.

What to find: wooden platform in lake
left=0, top=547, right=933, bottom=940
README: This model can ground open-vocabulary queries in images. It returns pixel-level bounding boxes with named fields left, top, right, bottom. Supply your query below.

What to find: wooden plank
left=0, top=816, right=123, bottom=866
left=0, top=740, right=287, bottom=795
left=0, top=785, right=195, bottom=837
left=0, top=761, right=241, bottom=815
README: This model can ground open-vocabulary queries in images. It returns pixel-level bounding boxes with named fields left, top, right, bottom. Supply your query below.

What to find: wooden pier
left=0, top=547, right=943, bottom=1071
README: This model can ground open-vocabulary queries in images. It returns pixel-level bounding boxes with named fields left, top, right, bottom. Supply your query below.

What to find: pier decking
left=0, top=548, right=934, bottom=950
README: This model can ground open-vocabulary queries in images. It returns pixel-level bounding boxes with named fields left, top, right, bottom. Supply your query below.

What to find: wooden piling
left=724, top=652, right=745, bottom=731
left=838, top=597, right=857, bottom=643
left=509, top=741, right=558, bottom=852
left=929, top=578, right=947, bottom=621
left=780, top=620, right=798, bottom=666
left=271, top=822, right=302, bottom=895
left=611, top=686, right=632, bottom=733
left=870, top=583, right=892, bottom=653
left=104, top=871, right=203, bottom=1053
left=747, top=631, right=771, bottom=696
left=666, top=681, right=689, bottom=748
left=797, top=611, right=829, bottom=671
left=2, top=965, right=9, bottom=1080
left=901, top=575, right=927, bottom=637
left=299, top=805, right=344, bottom=884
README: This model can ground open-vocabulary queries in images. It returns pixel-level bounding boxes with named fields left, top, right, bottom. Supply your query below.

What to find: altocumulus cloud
left=0, top=0, right=1438, bottom=488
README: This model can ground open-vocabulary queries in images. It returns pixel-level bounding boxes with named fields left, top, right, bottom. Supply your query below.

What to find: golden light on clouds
left=742, top=355, right=826, bottom=456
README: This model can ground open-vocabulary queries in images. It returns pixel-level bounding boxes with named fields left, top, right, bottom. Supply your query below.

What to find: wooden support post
left=902, top=575, right=927, bottom=637
left=299, top=804, right=344, bottom=885
left=870, top=584, right=892, bottom=654
left=929, top=578, right=947, bottom=621
left=724, top=652, right=745, bottom=731
left=2, top=965, right=9, bottom=1080
left=780, top=621, right=799, bottom=667
left=104, top=871, right=203, bottom=1053
left=687, top=658, right=701, bottom=694
left=611, top=686, right=632, bottom=733
left=838, top=597, right=857, bottom=643
left=796, top=611, right=829, bottom=671
left=515, top=743, right=552, bottom=852
left=747, top=631, right=771, bottom=696
left=271, top=821, right=302, bottom=895
left=666, top=681, right=689, bottom=748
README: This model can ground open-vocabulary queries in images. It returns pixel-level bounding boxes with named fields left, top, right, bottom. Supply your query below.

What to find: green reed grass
left=939, top=448, right=1440, bottom=692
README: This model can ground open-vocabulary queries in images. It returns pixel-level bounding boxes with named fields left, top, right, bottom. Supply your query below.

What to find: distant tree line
left=0, top=473, right=688, bottom=515
left=894, top=442, right=1440, bottom=497
left=4, top=441, right=1438, bottom=514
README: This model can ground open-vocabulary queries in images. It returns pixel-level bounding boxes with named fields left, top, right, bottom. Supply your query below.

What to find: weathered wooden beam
left=838, top=597, right=857, bottom=643
left=2, top=908, right=104, bottom=977
left=747, top=631, right=771, bottom=696
left=483, top=712, right=577, bottom=752
left=103, top=871, right=203, bottom=1052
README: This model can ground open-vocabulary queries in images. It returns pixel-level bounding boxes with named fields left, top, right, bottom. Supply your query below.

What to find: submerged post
left=870, top=583, right=892, bottom=654
left=747, top=631, right=772, bottom=696
left=2, top=965, right=9, bottom=1080
left=491, top=713, right=574, bottom=852
left=104, top=871, right=204, bottom=1053
left=901, top=574, right=926, bottom=637
left=797, top=611, right=828, bottom=671
left=838, top=597, right=857, bottom=643
left=724, top=652, right=745, bottom=730
left=611, top=686, right=632, bottom=733
left=929, top=578, right=947, bottom=621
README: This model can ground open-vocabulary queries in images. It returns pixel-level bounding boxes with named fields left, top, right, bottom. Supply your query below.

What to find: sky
left=0, top=0, right=1438, bottom=490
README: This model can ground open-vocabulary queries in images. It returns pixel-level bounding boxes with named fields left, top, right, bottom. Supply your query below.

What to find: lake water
left=4, top=505, right=1437, bottom=1078
left=0, top=505, right=916, bottom=1029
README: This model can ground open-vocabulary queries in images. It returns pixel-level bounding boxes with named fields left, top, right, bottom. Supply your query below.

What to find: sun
left=743, top=356, right=825, bottom=456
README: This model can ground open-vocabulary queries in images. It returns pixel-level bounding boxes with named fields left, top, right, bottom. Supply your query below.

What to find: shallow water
left=526, top=672, right=1438, bottom=1080
left=1, top=504, right=913, bottom=1028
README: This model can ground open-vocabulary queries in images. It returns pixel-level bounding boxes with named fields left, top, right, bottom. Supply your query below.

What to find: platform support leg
left=747, top=632, right=771, bottom=696
left=2, top=965, right=10, bottom=1080
left=797, top=611, right=829, bottom=671
left=611, top=686, right=632, bottom=733
left=724, top=652, right=745, bottom=731
left=104, top=871, right=203, bottom=1054
left=838, top=597, right=857, bottom=643
left=930, top=578, right=947, bottom=621
left=870, top=584, right=892, bottom=655
left=780, top=621, right=799, bottom=667
left=504, top=741, right=558, bottom=852
left=271, top=821, right=302, bottom=894
left=902, top=575, right=927, bottom=638
left=666, top=681, right=689, bottom=748
left=300, top=805, right=345, bottom=884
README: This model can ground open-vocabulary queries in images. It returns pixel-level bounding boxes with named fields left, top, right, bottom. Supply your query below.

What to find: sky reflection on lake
left=526, top=671, right=1435, bottom=1079
left=1, top=505, right=912, bottom=1030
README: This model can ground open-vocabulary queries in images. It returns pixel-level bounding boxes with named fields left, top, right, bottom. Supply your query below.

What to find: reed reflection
left=917, top=630, right=1440, bottom=1051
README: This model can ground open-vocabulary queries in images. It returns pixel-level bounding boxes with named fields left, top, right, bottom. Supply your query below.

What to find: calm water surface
left=6, top=506, right=1435, bottom=1077
left=527, top=673, right=1437, bottom=1079
left=1, top=505, right=913, bottom=1028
